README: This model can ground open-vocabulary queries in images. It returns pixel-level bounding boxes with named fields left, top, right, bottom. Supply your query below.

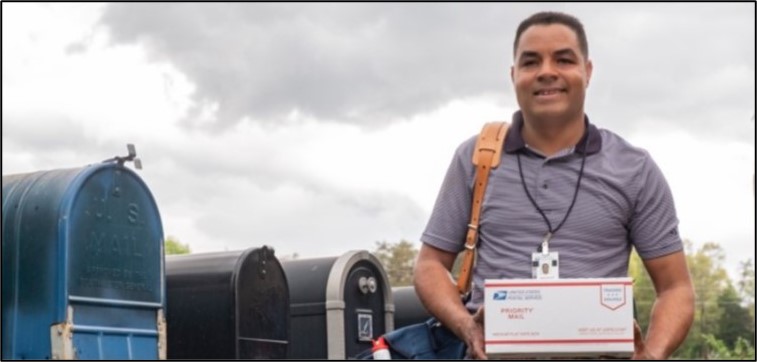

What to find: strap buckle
left=465, top=224, right=478, bottom=250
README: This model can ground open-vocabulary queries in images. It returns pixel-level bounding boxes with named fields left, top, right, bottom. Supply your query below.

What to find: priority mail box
left=484, top=278, right=634, bottom=359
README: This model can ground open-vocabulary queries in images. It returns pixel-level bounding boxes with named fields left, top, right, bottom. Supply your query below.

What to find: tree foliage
left=715, top=284, right=754, bottom=351
left=629, top=248, right=655, bottom=332
left=738, top=259, right=755, bottom=319
left=680, top=241, right=732, bottom=359
left=703, top=334, right=755, bottom=360
left=373, top=240, right=419, bottom=287
left=165, top=236, right=191, bottom=255
left=632, top=240, right=755, bottom=359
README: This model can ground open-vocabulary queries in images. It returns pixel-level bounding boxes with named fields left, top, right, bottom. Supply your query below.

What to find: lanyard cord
left=516, top=134, right=590, bottom=245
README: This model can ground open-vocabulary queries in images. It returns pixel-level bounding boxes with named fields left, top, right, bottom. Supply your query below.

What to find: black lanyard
left=516, top=133, right=589, bottom=252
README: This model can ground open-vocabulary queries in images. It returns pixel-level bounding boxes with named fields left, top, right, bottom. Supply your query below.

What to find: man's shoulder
left=450, top=133, right=480, bottom=161
left=457, top=133, right=480, bottom=152
left=597, top=127, right=652, bottom=162
left=593, top=127, right=662, bottom=187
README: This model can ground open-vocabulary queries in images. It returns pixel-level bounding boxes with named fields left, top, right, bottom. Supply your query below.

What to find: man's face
left=511, top=24, right=592, bottom=123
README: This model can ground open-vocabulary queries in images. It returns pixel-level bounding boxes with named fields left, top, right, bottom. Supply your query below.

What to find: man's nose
left=536, top=61, right=558, bottom=82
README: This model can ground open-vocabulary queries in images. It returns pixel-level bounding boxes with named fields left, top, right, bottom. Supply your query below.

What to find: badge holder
left=531, top=235, right=559, bottom=279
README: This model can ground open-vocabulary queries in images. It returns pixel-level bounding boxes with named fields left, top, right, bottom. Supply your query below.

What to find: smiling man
left=414, top=11, right=695, bottom=359
left=513, top=20, right=592, bottom=157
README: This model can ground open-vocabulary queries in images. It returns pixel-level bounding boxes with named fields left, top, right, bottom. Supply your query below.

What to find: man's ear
left=510, top=65, right=515, bottom=83
left=585, top=59, right=593, bottom=88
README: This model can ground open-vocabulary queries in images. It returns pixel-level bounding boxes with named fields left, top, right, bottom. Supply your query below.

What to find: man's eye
left=522, top=60, right=537, bottom=66
left=558, top=58, right=574, bottom=64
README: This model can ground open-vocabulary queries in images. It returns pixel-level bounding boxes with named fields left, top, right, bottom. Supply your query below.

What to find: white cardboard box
left=484, top=277, right=634, bottom=359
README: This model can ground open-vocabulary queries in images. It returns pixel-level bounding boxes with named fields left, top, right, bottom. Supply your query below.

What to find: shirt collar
left=504, top=110, right=602, bottom=155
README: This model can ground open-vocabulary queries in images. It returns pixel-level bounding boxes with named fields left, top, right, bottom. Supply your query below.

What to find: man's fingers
left=633, top=320, right=644, bottom=350
left=473, top=345, right=488, bottom=360
left=463, top=313, right=488, bottom=360
left=473, top=306, right=485, bottom=324
left=471, top=337, right=488, bottom=360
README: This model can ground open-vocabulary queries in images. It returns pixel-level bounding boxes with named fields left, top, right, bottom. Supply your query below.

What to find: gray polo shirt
left=421, top=111, right=682, bottom=310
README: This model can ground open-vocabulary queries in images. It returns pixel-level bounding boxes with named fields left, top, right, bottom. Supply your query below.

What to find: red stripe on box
left=484, top=282, right=632, bottom=287
left=486, top=339, right=634, bottom=345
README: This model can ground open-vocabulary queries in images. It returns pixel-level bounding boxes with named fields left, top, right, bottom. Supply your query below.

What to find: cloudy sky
left=3, top=3, right=754, bottom=278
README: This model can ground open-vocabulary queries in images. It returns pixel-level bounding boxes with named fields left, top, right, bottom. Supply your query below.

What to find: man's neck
left=521, top=114, right=586, bottom=157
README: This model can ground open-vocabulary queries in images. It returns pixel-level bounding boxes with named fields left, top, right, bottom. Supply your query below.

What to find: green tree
left=633, top=240, right=749, bottom=359
left=737, top=258, right=756, bottom=354
left=674, top=240, right=731, bottom=359
left=715, top=283, right=754, bottom=350
left=165, top=236, right=191, bottom=255
left=703, top=334, right=755, bottom=360
left=737, top=259, right=755, bottom=319
left=450, top=252, right=465, bottom=280
left=374, top=240, right=418, bottom=287
left=628, top=249, right=655, bottom=333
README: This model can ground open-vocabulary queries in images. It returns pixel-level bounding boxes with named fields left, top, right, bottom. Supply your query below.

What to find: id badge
left=531, top=251, right=559, bottom=279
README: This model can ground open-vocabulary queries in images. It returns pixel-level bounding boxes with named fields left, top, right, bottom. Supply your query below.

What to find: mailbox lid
left=64, top=164, right=165, bottom=360
left=66, top=163, right=164, bottom=304
left=166, top=247, right=290, bottom=359
left=236, top=246, right=289, bottom=358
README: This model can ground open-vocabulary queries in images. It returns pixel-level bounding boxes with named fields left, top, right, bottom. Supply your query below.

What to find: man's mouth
left=534, top=88, right=566, bottom=96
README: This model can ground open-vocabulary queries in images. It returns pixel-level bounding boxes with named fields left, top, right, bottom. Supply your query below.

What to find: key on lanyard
left=541, top=232, right=552, bottom=255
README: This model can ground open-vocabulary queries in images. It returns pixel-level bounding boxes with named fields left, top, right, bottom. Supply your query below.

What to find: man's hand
left=632, top=320, right=658, bottom=360
left=462, top=307, right=487, bottom=360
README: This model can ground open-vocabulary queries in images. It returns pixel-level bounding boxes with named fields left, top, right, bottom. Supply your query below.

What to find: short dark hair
left=513, top=11, right=589, bottom=59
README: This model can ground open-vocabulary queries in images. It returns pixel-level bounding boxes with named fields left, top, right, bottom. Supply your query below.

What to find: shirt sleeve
left=420, top=136, right=477, bottom=253
left=629, top=153, right=683, bottom=259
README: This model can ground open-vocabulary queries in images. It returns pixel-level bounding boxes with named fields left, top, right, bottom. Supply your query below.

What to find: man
left=413, top=11, right=695, bottom=360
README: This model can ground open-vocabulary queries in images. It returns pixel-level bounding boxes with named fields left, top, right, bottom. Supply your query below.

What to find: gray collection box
left=282, top=250, right=394, bottom=359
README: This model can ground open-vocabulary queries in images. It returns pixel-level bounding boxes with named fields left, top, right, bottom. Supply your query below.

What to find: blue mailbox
left=2, top=161, right=166, bottom=359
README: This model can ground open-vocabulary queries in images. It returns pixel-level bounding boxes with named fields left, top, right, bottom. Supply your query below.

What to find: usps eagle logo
left=493, top=291, right=508, bottom=300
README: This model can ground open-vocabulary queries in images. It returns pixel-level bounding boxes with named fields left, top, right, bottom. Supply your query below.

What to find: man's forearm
left=644, top=285, right=695, bottom=359
left=413, top=259, right=472, bottom=337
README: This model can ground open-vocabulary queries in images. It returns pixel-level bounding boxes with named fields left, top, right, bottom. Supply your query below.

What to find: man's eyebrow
left=518, top=48, right=578, bottom=59
left=554, top=48, right=578, bottom=57
left=518, top=51, right=540, bottom=60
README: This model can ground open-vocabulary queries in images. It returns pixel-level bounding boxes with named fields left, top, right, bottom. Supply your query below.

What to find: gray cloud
left=1, top=112, right=118, bottom=168
left=98, top=3, right=543, bottom=128
left=576, top=3, right=755, bottom=142
left=137, top=143, right=429, bottom=257
left=99, top=3, right=755, bottom=141
left=190, top=183, right=427, bottom=258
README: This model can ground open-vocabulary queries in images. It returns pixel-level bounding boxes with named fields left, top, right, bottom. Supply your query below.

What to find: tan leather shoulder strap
left=457, top=121, right=509, bottom=295
left=472, top=122, right=508, bottom=167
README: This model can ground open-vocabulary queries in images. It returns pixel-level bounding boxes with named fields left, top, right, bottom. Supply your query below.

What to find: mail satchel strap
left=456, top=121, right=509, bottom=295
